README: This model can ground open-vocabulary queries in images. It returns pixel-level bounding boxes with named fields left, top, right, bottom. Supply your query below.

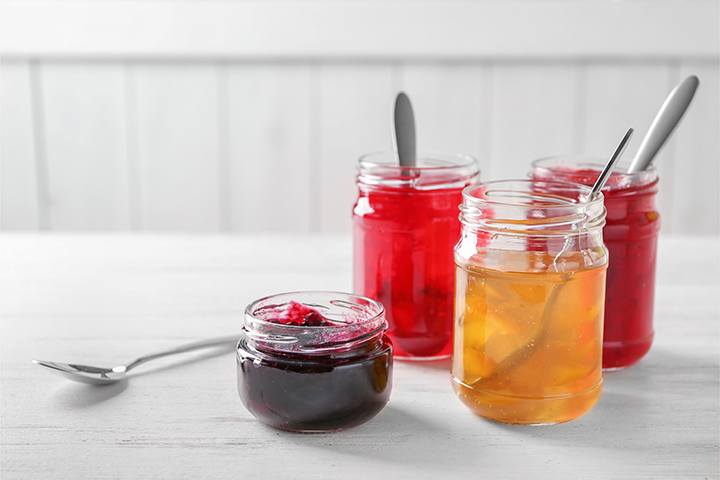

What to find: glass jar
left=531, top=157, right=660, bottom=369
left=453, top=180, right=608, bottom=425
left=353, top=152, right=480, bottom=360
left=236, top=291, right=393, bottom=432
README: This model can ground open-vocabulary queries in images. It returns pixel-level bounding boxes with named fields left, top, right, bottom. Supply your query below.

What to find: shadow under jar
left=531, top=157, right=660, bottom=370
left=453, top=180, right=608, bottom=425
left=237, top=291, right=393, bottom=433
left=353, top=152, right=480, bottom=360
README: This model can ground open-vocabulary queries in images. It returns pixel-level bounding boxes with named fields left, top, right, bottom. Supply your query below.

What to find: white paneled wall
left=1, top=1, right=718, bottom=234
left=2, top=59, right=719, bottom=234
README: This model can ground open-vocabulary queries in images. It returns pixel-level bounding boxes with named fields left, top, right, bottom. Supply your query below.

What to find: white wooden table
left=1, top=234, right=718, bottom=479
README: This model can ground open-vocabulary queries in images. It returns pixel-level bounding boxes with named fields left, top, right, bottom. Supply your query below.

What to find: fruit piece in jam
left=255, top=301, right=343, bottom=327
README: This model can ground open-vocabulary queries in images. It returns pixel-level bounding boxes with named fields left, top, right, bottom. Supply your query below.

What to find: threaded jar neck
left=459, top=179, right=606, bottom=236
left=243, top=291, right=387, bottom=357
left=357, top=151, right=479, bottom=191
left=531, top=155, right=658, bottom=195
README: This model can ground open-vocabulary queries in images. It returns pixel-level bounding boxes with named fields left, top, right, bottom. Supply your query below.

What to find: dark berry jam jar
left=353, top=152, right=480, bottom=360
left=236, top=291, right=393, bottom=432
left=531, top=156, right=660, bottom=370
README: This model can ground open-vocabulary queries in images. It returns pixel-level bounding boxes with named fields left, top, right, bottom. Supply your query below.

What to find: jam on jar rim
left=357, top=151, right=480, bottom=190
left=531, top=155, right=659, bottom=195
left=243, top=291, right=387, bottom=356
left=459, top=179, right=606, bottom=236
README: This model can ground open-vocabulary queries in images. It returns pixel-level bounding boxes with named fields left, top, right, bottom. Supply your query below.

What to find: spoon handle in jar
left=393, top=92, right=417, bottom=168
left=589, top=128, right=634, bottom=199
left=627, top=75, right=699, bottom=173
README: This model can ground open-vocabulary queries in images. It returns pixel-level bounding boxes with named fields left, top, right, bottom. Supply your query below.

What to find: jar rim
left=460, top=179, right=606, bottom=235
left=531, top=155, right=658, bottom=191
left=357, top=151, right=480, bottom=190
left=463, top=179, right=603, bottom=208
left=243, top=291, right=387, bottom=355
left=359, top=151, right=479, bottom=171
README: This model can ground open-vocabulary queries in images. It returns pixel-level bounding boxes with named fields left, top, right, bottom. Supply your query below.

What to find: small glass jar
left=237, top=291, right=392, bottom=432
left=453, top=180, right=608, bottom=425
left=353, top=152, right=480, bottom=360
left=531, top=157, right=660, bottom=369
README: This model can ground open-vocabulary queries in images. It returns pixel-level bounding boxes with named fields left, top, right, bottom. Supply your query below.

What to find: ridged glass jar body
left=237, top=291, right=393, bottom=432
left=353, top=152, right=479, bottom=360
left=532, top=157, right=660, bottom=369
left=452, top=180, right=608, bottom=425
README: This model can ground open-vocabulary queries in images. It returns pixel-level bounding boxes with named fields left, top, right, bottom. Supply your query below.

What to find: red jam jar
left=531, top=156, right=661, bottom=369
left=236, top=291, right=393, bottom=432
left=353, top=152, right=480, bottom=360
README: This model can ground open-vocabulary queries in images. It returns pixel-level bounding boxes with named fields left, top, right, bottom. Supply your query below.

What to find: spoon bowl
left=33, top=360, right=126, bottom=385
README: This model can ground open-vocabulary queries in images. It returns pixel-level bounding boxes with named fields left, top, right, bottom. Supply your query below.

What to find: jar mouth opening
left=243, top=291, right=387, bottom=354
left=460, top=179, right=605, bottom=234
left=359, top=151, right=478, bottom=171
left=531, top=155, right=658, bottom=191
left=245, top=291, right=385, bottom=329
left=463, top=179, right=602, bottom=208
left=357, top=152, right=480, bottom=190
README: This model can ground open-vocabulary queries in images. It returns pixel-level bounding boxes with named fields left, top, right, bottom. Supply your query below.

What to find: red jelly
left=236, top=292, right=392, bottom=432
left=531, top=157, right=661, bottom=369
left=256, top=301, right=341, bottom=327
left=353, top=152, right=480, bottom=360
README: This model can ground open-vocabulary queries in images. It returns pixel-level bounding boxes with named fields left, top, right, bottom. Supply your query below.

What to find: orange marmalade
left=453, top=180, right=608, bottom=425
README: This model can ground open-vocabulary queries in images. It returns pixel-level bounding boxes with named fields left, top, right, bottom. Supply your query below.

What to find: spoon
left=589, top=127, right=634, bottom=199
left=33, top=335, right=238, bottom=385
left=627, top=75, right=699, bottom=173
left=393, top=92, right=416, bottom=169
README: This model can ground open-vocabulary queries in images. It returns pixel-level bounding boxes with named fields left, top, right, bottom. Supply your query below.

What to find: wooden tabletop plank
left=1, top=234, right=718, bottom=479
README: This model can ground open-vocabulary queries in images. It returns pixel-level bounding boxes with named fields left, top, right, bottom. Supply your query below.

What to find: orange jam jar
left=452, top=180, right=608, bottom=425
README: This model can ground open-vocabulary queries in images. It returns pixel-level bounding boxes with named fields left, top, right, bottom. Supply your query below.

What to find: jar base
left=264, top=424, right=365, bottom=434
left=602, top=365, right=630, bottom=372
left=451, top=376, right=603, bottom=426
left=395, top=353, right=451, bottom=362
left=602, top=333, right=653, bottom=369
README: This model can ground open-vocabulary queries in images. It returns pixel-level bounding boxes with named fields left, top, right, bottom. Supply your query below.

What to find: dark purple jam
left=237, top=294, right=393, bottom=432
left=236, top=336, right=392, bottom=432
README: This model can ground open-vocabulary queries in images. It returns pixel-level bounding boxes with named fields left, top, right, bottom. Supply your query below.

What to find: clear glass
left=531, top=156, right=660, bottom=369
left=237, top=291, right=393, bottom=432
left=353, top=152, right=480, bottom=360
left=452, top=180, right=608, bottom=425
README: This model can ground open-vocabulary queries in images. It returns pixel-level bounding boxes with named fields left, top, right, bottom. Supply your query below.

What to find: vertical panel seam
left=308, top=62, right=322, bottom=233
left=572, top=61, right=588, bottom=154
left=28, top=61, right=50, bottom=231
left=485, top=62, right=496, bottom=180
left=482, top=62, right=494, bottom=180
left=124, top=61, right=143, bottom=231
left=216, top=61, right=232, bottom=233
left=664, top=60, right=682, bottom=234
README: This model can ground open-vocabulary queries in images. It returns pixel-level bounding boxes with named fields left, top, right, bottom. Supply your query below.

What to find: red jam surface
left=353, top=185, right=465, bottom=359
left=255, top=301, right=342, bottom=327
left=533, top=166, right=660, bottom=369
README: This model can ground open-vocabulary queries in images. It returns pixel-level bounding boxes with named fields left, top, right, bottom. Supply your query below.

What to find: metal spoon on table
left=33, top=335, right=238, bottom=386
left=393, top=92, right=416, bottom=171
left=626, top=75, right=699, bottom=173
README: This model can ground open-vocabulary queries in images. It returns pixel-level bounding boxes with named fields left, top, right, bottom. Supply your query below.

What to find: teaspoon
left=33, top=335, right=238, bottom=385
